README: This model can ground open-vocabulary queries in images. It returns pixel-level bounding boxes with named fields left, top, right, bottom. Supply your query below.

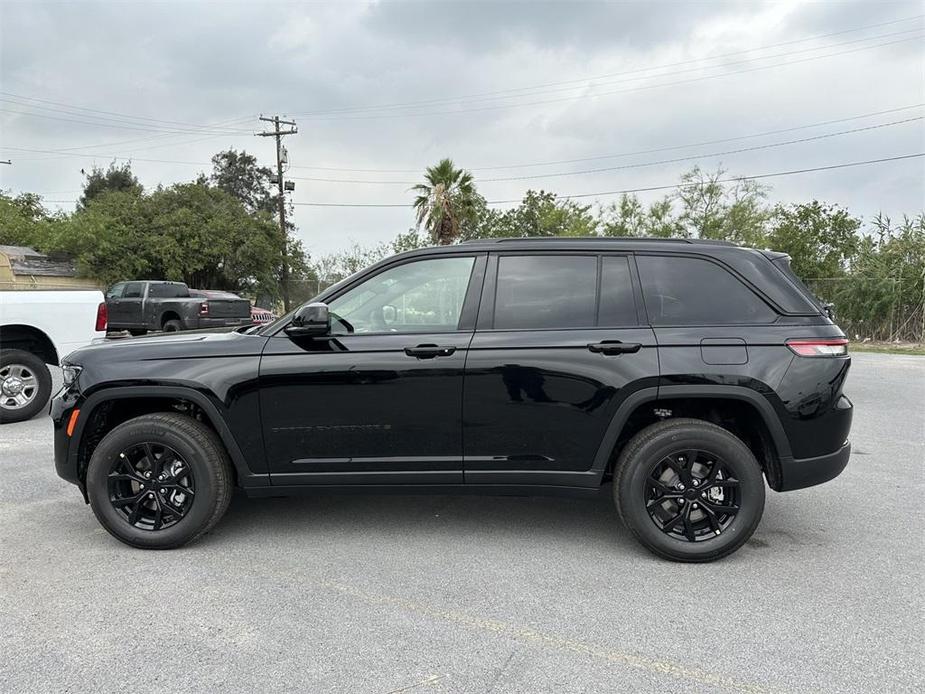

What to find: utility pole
left=257, top=115, right=297, bottom=311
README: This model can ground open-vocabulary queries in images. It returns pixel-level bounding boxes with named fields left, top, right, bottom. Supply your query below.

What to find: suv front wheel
left=614, top=419, right=765, bottom=562
left=86, top=413, right=233, bottom=549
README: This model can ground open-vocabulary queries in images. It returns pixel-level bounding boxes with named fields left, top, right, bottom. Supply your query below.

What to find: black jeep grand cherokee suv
left=52, top=238, right=852, bottom=561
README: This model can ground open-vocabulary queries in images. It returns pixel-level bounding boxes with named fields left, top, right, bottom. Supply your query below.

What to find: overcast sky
left=1, top=0, right=923, bottom=258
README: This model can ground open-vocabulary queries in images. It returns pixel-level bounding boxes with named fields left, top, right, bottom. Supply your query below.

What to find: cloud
left=0, top=0, right=922, bottom=258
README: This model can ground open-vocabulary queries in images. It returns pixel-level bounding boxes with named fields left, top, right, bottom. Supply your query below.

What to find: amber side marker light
left=66, top=409, right=81, bottom=437
left=786, top=338, right=849, bottom=357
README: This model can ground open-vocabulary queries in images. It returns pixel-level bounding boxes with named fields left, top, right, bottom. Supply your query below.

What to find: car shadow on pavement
left=212, top=488, right=642, bottom=554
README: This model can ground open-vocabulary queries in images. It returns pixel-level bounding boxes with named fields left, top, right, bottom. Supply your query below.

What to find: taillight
left=95, top=302, right=108, bottom=332
left=786, top=338, right=848, bottom=357
left=199, top=301, right=209, bottom=316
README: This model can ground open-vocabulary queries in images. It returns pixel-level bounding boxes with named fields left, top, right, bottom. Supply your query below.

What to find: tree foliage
left=77, top=162, right=143, bottom=209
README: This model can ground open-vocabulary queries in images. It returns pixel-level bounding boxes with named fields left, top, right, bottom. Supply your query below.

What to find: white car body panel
left=0, top=290, right=106, bottom=363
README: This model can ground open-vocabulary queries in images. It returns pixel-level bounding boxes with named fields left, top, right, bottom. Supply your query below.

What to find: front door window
left=328, top=256, right=475, bottom=334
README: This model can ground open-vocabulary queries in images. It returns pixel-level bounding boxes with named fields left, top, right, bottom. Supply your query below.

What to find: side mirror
left=285, top=302, right=330, bottom=338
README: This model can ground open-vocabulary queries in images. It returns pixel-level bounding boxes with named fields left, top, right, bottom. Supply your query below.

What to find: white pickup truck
left=0, top=290, right=107, bottom=423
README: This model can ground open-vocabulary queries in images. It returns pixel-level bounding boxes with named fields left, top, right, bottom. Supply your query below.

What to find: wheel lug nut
left=692, top=480, right=699, bottom=487
left=145, top=472, right=151, bottom=478
left=692, top=503, right=698, bottom=509
left=160, top=488, right=167, bottom=494
left=701, top=492, right=706, bottom=497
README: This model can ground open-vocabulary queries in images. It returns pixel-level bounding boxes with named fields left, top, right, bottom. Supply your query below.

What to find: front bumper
left=50, top=389, right=81, bottom=486
left=777, top=441, right=851, bottom=491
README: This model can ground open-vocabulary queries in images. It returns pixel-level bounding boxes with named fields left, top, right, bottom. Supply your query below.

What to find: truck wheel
left=613, top=419, right=765, bottom=563
left=162, top=319, right=182, bottom=332
left=0, top=349, right=52, bottom=424
left=86, top=413, right=233, bottom=549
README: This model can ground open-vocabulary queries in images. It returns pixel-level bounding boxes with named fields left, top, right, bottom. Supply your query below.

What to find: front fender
left=62, top=385, right=269, bottom=492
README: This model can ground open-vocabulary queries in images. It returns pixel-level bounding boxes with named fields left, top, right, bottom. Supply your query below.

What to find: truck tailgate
left=206, top=298, right=251, bottom=318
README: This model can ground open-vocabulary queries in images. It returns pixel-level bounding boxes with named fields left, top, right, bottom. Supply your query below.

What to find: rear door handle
left=588, top=340, right=642, bottom=355
left=404, top=344, right=457, bottom=359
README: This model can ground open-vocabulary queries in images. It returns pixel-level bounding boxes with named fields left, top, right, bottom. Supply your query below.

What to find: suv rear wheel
left=86, top=413, right=233, bottom=549
left=614, top=419, right=765, bottom=562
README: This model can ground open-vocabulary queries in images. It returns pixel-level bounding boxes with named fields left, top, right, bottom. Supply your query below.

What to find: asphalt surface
left=1, top=352, right=923, bottom=693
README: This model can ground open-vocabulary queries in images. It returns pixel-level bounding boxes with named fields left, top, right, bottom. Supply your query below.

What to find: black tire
left=613, top=419, right=765, bottom=563
left=0, top=349, right=53, bottom=424
left=162, top=319, right=183, bottom=332
left=86, top=413, right=233, bottom=549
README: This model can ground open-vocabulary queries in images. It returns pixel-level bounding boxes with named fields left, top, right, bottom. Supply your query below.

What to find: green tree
left=412, top=158, right=480, bottom=245
left=765, top=201, right=860, bottom=279
left=207, top=148, right=309, bottom=307
left=0, top=192, right=54, bottom=247
left=598, top=193, right=683, bottom=238
left=207, top=149, right=274, bottom=214
left=466, top=190, right=598, bottom=239
left=674, top=166, right=769, bottom=245
left=78, top=161, right=142, bottom=209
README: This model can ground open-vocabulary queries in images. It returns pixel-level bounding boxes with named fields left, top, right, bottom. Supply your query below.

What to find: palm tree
left=411, top=158, right=479, bottom=245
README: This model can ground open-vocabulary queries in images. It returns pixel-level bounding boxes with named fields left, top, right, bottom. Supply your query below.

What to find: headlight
left=61, top=364, right=83, bottom=388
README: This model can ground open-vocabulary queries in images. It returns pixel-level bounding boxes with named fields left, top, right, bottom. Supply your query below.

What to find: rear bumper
left=195, top=317, right=250, bottom=329
left=777, top=441, right=851, bottom=491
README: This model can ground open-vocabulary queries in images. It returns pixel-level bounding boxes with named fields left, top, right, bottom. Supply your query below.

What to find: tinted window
left=494, top=255, right=597, bottom=329
left=599, top=256, right=637, bottom=326
left=328, top=256, right=475, bottom=334
left=148, top=283, right=187, bottom=298
left=123, top=282, right=144, bottom=299
left=637, top=255, right=776, bottom=325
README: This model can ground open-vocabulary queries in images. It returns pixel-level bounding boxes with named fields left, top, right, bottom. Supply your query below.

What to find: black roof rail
left=460, top=236, right=737, bottom=246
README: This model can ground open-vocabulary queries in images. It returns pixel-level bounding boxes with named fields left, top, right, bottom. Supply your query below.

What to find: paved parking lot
left=1, top=352, right=922, bottom=693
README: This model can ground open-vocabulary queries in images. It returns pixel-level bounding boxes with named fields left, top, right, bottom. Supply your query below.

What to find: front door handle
left=404, top=344, right=457, bottom=359
left=588, top=340, right=642, bottom=355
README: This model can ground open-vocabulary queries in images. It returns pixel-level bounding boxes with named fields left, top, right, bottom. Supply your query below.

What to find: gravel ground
left=1, top=352, right=922, bottom=693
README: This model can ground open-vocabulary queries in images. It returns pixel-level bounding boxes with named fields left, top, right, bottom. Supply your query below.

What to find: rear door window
left=123, top=282, right=144, bottom=299
left=637, top=255, right=776, bottom=325
left=493, top=255, right=597, bottom=329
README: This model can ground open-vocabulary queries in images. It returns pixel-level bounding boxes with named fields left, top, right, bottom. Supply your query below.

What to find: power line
left=294, top=34, right=924, bottom=121
left=0, top=105, right=251, bottom=135
left=28, top=153, right=925, bottom=208
left=285, top=153, right=925, bottom=207
left=0, top=91, right=254, bottom=132
left=292, top=15, right=925, bottom=117
left=280, top=115, right=924, bottom=184
left=6, top=104, right=922, bottom=176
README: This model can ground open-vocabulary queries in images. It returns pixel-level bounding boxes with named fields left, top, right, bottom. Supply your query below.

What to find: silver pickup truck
left=105, top=280, right=251, bottom=334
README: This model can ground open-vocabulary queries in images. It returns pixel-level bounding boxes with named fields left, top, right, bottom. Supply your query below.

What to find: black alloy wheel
left=645, top=449, right=740, bottom=542
left=87, top=413, right=233, bottom=549
left=614, top=418, right=765, bottom=562
left=108, top=442, right=195, bottom=531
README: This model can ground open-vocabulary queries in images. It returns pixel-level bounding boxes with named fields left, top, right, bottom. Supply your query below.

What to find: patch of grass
left=850, top=342, right=925, bottom=356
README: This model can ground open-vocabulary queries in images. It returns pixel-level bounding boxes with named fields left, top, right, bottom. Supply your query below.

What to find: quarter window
left=494, top=255, right=597, bottom=329
left=328, top=256, right=475, bottom=334
left=599, top=256, right=638, bottom=326
left=637, top=255, right=776, bottom=325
